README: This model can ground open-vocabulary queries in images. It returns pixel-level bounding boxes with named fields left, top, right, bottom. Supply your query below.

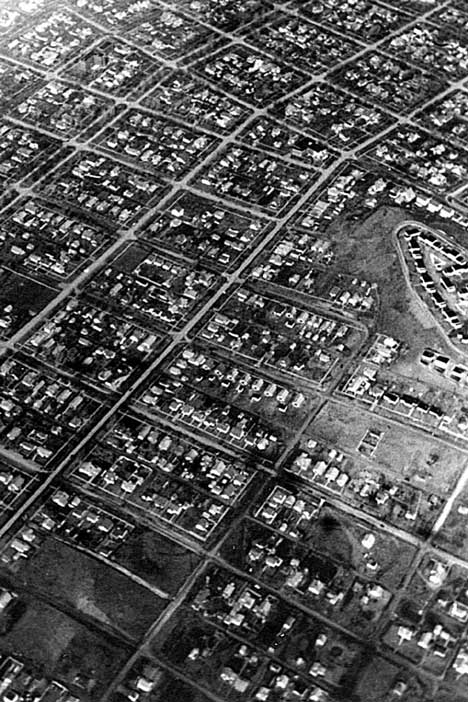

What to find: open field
left=113, top=527, right=201, bottom=595
left=10, top=536, right=167, bottom=640
left=328, top=206, right=451, bottom=353
left=310, top=400, right=467, bottom=496
left=433, top=485, right=468, bottom=560
left=0, top=595, right=129, bottom=699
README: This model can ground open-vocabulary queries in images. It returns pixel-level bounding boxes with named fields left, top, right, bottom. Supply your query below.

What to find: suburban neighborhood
left=1, top=2, right=468, bottom=702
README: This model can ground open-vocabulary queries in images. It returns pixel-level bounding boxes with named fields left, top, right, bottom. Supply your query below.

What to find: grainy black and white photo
left=0, top=0, right=466, bottom=701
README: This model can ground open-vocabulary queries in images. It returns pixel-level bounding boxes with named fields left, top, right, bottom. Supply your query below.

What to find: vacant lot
left=145, top=669, right=212, bottom=702
left=0, top=269, right=57, bottom=338
left=329, top=206, right=448, bottom=352
left=13, top=536, right=167, bottom=640
left=434, top=485, right=468, bottom=560
left=114, top=527, right=201, bottom=595
left=392, top=350, right=468, bottom=397
left=112, top=244, right=149, bottom=273
left=354, top=656, right=431, bottom=702
left=0, top=596, right=129, bottom=700
left=310, top=400, right=466, bottom=495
